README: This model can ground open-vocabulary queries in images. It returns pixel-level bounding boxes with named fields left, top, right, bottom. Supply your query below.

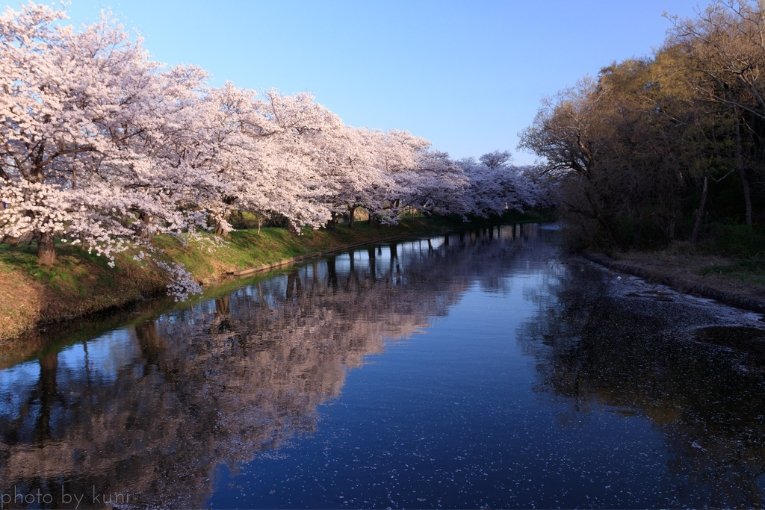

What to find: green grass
left=698, top=256, right=765, bottom=286
left=0, top=211, right=553, bottom=341
left=153, top=217, right=467, bottom=281
left=701, top=223, right=765, bottom=258
left=0, top=242, right=122, bottom=294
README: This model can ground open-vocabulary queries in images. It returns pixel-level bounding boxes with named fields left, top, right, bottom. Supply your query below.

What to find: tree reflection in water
left=0, top=226, right=534, bottom=508
left=518, top=257, right=765, bottom=508
left=7, top=225, right=761, bottom=508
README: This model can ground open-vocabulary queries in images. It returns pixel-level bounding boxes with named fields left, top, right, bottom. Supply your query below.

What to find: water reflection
left=0, top=225, right=535, bottom=508
left=519, top=257, right=765, bottom=508
left=2, top=224, right=764, bottom=508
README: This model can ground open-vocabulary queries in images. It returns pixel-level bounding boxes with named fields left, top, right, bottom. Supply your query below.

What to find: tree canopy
left=0, top=3, right=547, bottom=298
left=521, top=0, right=765, bottom=250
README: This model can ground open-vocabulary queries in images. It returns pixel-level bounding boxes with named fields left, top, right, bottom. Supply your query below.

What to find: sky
left=6, top=0, right=707, bottom=164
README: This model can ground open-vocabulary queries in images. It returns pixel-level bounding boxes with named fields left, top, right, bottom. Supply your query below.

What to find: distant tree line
left=521, top=0, right=765, bottom=252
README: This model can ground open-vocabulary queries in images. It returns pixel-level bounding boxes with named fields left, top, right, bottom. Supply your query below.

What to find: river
left=1, top=224, right=764, bottom=508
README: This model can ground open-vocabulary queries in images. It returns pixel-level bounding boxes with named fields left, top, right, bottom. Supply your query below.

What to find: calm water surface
left=1, top=224, right=765, bottom=508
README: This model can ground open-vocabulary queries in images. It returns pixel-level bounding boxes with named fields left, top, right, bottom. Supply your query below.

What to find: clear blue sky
left=8, top=0, right=706, bottom=164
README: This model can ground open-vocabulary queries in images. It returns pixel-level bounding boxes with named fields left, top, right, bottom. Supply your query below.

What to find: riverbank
left=0, top=214, right=548, bottom=341
left=584, top=249, right=765, bottom=313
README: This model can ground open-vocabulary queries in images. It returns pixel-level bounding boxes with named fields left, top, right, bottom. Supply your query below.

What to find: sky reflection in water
left=1, top=224, right=764, bottom=508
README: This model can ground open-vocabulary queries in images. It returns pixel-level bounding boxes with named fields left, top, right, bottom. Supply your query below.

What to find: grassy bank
left=0, top=214, right=547, bottom=341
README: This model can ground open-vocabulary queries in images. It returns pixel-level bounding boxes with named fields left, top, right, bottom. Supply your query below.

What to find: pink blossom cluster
left=0, top=3, right=550, bottom=299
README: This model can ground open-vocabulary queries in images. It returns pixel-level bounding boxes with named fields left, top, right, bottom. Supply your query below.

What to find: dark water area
left=1, top=224, right=765, bottom=508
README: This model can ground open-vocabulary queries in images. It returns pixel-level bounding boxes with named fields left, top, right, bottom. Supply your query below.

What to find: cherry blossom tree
left=398, top=150, right=471, bottom=217
left=479, top=150, right=512, bottom=170
left=0, top=3, right=203, bottom=264
left=459, top=153, right=544, bottom=217
left=0, top=1, right=551, bottom=302
left=247, top=90, right=339, bottom=229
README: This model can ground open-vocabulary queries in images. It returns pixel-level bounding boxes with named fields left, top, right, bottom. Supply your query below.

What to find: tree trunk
left=215, top=296, right=231, bottom=316
left=739, top=168, right=753, bottom=228
left=368, top=247, right=377, bottom=283
left=327, top=212, right=338, bottom=230
left=667, top=217, right=676, bottom=241
left=691, top=174, right=708, bottom=245
left=135, top=321, right=165, bottom=366
left=213, top=296, right=232, bottom=334
left=348, top=206, right=357, bottom=227
left=139, top=212, right=153, bottom=240
left=214, top=219, right=229, bottom=238
left=35, top=351, right=58, bottom=442
left=735, top=118, right=753, bottom=227
left=286, top=271, right=297, bottom=299
left=37, top=232, right=56, bottom=266
left=327, top=256, right=338, bottom=291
